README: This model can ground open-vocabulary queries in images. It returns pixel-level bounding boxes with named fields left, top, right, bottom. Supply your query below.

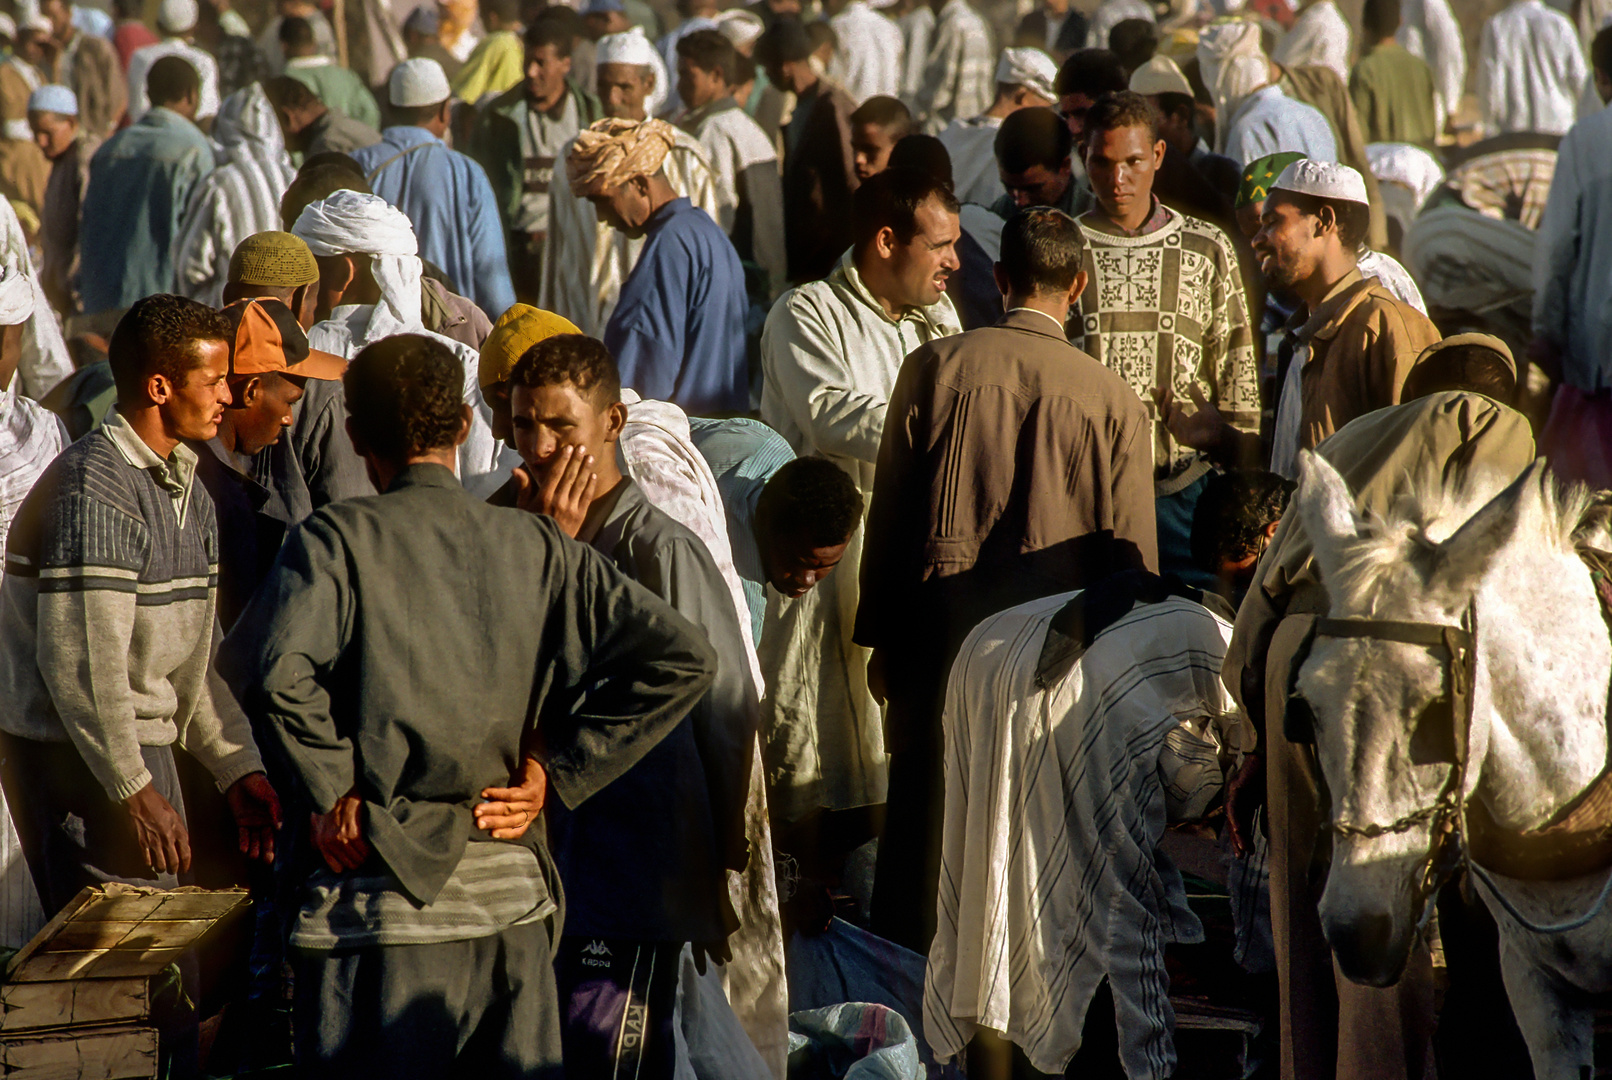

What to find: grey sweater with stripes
left=0, top=411, right=263, bottom=802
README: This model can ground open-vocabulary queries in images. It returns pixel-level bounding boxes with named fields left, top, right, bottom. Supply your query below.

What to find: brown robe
left=1277, top=63, right=1391, bottom=252
left=781, top=77, right=858, bottom=285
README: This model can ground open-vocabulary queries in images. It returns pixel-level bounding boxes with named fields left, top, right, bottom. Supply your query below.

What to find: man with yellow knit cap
left=478, top=301, right=581, bottom=444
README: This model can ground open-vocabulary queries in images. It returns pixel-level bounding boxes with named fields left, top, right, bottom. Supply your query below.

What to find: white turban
left=157, top=0, right=197, bottom=34
left=596, top=27, right=669, bottom=115
left=1196, top=20, right=1267, bottom=153
left=292, top=189, right=423, bottom=344
left=714, top=8, right=764, bottom=49
left=0, top=264, right=35, bottom=326
left=994, top=47, right=1058, bottom=103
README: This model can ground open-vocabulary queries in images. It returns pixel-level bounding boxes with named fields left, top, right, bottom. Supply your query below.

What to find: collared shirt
left=602, top=197, right=749, bottom=415
left=78, top=107, right=215, bottom=317
left=1478, top=0, right=1586, bottom=138
left=351, top=126, right=516, bottom=316
left=827, top=1, right=905, bottom=103
left=912, top=0, right=995, bottom=135
left=102, top=407, right=198, bottom=526
left=1223, top=84, right=1338, bottom=167
left=1079, top=195, right=1170, bottom=239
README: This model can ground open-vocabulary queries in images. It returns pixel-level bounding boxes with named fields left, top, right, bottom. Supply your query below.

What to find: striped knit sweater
left=0, top=410, right=262, bottom=801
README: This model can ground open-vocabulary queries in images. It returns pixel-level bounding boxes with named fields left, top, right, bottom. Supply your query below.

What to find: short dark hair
left=678, top=28, right=738, bottom=85
left=1190, top=469, right=1294, bottom=573
left=281, top=162, right=371, bottom=229
left=851, top=166, right=960, bottom=249
left=1400, top=343, right=1518, bottom=403
left=999, top=207, right=1083, bottom=295
left=278, top=13, right=315, bottom=48
left=1270, top=189, right=1372, bottom=252
left=1153, top=90, right=1194, bottom=124
left=756, top=457, right=864, bottom=549
left=1108, top=18, right=1158, bottom=72
left=482, top=0, right=520, bottom=23
left=1083, top=90, right=1159, bottom=143
left=1361, top=0, right=1401, bottom=40
left=1054, top=48, right=1127, bottom=98
left=507, top=334, right=621, bottom=405
left=888, top=134, right=953, bottom=191
left=806, top=19, right=836, bottom=54
left=394, top=100, right=447, bottom=126
left=345, top=334, right=467, bottom=459
left=994, top=106, right=1072, bottom=174
left=849, top=94, right=913, bottom=135
left=525, top=12, right=574, bottom=55
left=264, top=73, right=320, bottom=112
left=108, top=294, right=232, bottom=401
left=1594, top=25, right=1612, bottom=78
left=148, top=55, right=201, bottom=107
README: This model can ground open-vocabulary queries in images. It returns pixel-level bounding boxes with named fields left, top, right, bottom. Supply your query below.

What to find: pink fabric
left=1542, top=384, right=1612, bottom=490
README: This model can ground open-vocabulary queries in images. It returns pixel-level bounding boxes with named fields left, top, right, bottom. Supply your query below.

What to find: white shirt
left=827, top=1, right=906, bottom=103
left=1478, top=0, right=1587, bottom=137
left=1271, top=0, right=1352, bottom=85
left=912, top=0, right=994, bottom=134
left=126, top=38, right=222, bottom=120
left=1397, top=0, right=1466, bottom=125
left=937, top=114, right=1004, bottom=206
left=1223, top=83, right=1338, bottom=166
left=897, top=5, right=935, bottom=102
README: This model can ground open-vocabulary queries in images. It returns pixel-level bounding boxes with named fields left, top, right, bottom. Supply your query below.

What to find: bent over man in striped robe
left=174, top=83, right=296, bottom=307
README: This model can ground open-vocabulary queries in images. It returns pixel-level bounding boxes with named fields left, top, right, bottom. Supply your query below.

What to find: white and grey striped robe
left=174, top=83, right=296, bottom=308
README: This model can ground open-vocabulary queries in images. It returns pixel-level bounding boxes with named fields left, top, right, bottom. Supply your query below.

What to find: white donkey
left=1292, top=450, right=1612, bottom=1080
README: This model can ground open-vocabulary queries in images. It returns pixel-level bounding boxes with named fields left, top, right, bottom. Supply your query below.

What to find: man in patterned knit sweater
left=1069, top=90, right=1259, bottom=588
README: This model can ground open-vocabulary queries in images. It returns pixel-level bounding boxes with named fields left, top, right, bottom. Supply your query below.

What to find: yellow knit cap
left=478, top=304, right=583, bottom=388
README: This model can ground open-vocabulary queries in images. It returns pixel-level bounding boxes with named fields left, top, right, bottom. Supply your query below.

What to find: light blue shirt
left=687, top=417, right=795, bottom=646
left=1223, top=84, right=1338, bottom=167
left=351, top=126, right=515, bottom=318
left=1534, top=102, right=1612, bottom=391
left=79, top=107, right=215, bottom=316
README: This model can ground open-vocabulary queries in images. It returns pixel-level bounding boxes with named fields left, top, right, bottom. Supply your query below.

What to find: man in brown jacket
left=854, top=205, right=1157, bottom=952
left=1159, top=159, right=1440, bottom=479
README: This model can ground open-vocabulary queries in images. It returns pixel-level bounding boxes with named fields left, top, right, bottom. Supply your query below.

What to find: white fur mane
left=1323, top=469, right=1606, bottom=614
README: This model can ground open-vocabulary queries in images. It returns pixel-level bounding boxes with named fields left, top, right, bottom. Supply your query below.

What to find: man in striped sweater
left=0, top=294, right=280, bottom=915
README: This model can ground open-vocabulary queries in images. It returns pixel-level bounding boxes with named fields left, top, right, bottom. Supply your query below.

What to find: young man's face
left=161, top=340, right=234, bottom=442
left=1085, top=123, right=1163, bottom=222
left=223, top=372, right=305, bottom=455
left=999, top=160, right=1071, bottom=209
left=509, top=380, right=624, bottom=482
left=29, top=110, right=76, bottom=159
left=878, top=196, right=961, bottom=309
left=677, top=56, right=727, bottom=109
left=526, top=43, right=572, bottom=107
left=761, top=529, right=849, bottom=597
left=851, top=121, right=899, bottom=181
left=597, top=62, right=653, bottom=120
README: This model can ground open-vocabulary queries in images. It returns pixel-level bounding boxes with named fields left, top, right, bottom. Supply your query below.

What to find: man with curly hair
left=222, top=332, right=716, bottom=1078
left=0, top=293, right=280, bottom=916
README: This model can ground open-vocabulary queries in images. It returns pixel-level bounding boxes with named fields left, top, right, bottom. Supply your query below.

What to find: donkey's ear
left=1295, top=450, right=1362, bottom=579
left=1428, top=461, right=1540, bottom=593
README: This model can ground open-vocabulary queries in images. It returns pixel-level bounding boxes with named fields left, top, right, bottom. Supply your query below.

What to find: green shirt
left=1349, top=42, right=1440, bottom=148
left=284, top=56, right=382, bottom=130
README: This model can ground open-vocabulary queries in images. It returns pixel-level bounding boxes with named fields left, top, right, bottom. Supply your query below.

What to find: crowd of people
left=0, top=0, right=1608, bottom=1074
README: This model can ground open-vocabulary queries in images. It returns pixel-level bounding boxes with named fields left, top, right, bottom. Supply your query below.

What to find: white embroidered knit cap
left=27, top=84, right=77, bottom=115
left=388, top=56, right=451, bottom=107
left=1271, top=159, right=1370, bottom=206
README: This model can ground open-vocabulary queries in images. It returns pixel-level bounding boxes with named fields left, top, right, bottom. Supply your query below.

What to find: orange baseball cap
left=222, top=298, right=346, bottom=381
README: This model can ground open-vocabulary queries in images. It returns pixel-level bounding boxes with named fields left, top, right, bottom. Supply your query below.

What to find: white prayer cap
left=17, top=9, right=51, bottom=34
left=293, top=190, right=423, bottom=342
left=714, top=8, right=765, bottom=49
left=1271, top=159, right=1370, bottom=205
left=994, top=48, right=1057, bottom=102
left=27, top=84, right=77, bottom=116
left=1129, top=54, right=1193, bottom=98
left=157, top=0, right=198, bottom=34
left=0, top=265, right=35, bottom=326
left=0, top=14, right=18, bottom=40
left=388, top=56, right=452, bottom=108
left=596, top=27, right=669, bottom=114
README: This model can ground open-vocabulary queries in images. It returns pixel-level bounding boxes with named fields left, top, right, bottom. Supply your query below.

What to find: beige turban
left=567, top=118, right=679, bottom=196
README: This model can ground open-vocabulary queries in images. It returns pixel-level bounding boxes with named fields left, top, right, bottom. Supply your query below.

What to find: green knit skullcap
left=1236, top=151, right=1306, bottom=209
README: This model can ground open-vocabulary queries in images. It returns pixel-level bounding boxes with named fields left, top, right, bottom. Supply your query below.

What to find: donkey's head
left=1292, top=452, right=1539, bottom=986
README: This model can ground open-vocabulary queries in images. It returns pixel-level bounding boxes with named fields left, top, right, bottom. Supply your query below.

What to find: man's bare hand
left=1226, top=753, right=1266, bottom=857
left=513, top=447, right=598, bottom=537
left=225, top=772, right=282, bottom=864
left=310, top=793, right=369, bottom=873
left=125, top=783, right=191, bottom=876
left=1152, top=384, right=1228, bottom=453
left=475, top=756, right=547, bottom=839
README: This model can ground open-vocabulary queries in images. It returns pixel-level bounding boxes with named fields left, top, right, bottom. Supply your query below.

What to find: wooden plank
left=0, top=978, right=149, bottom=1032
left=6, top=886, right=248, bottom=984
left=9, top=949, right=188, bottom=984
left=39, top=918, right=225, bottom=953
left=3, top=891, right=95, bottom=981
left=0, top=1023, right=158, bottom=1078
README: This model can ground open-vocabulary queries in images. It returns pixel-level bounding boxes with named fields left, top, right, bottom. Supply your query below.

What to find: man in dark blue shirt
left=568, top=116, right=749, bottom=415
